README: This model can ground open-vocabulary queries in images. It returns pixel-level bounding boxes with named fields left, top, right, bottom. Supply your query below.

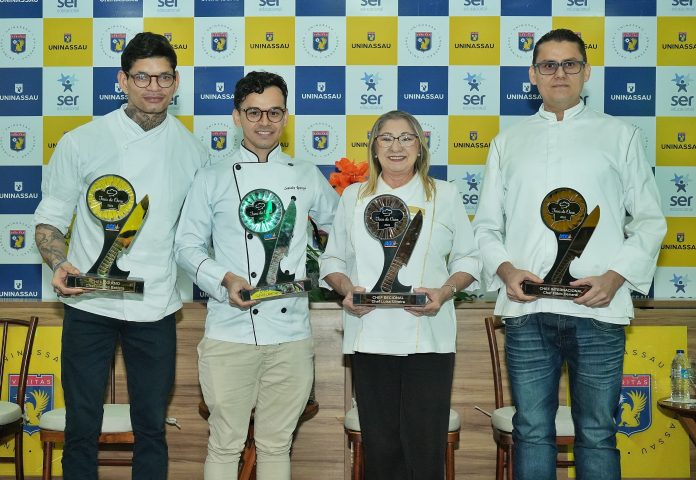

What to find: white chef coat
left=320, top=175, right=482, bottom=354
left=175, top=144, right=339, bottom=345
left=34, top=105, right=209, bottom=321
left=472, top=102, right=666, bottom=324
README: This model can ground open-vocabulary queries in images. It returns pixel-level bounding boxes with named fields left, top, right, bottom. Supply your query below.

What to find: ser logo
left=670, top=173, right=692, bottom=208
left=461, top=172, right=482, bottom=206
left=671, top=74, right=693, bottom=108
left=360, top=73, right=382, bottom=106
left=671, top=273, right=689, bottom=294
left=463, top=73, right=486, bottom=106
left=57, top=73, right=79, bottom=107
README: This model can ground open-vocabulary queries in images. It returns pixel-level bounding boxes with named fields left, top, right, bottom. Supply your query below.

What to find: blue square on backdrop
left=93, top=0, right=144, bottom=18
left=604, top=67, right=656, bottom=117
left=92, top=67, right=127, bottom=116
left=297, top=0, right=345, bottom=16
left=0, top=0, right=41, bottom=18
left=193, top=284, right=211, bottom=302
left=195, top=0, right=244, bottom=16
left=317, top=164, right=337, bottom=183
left=429, top=165, right=447, bottom=180
left=0, top=68, right=42, bottom=117
left=605, top=0, right=656, bottom=16
left=0, top=264, right=42, bottom=300
left=399, top=0, right=449, bottom=16
left=499, top=66, right=542, bottom=116
left=397, top=66, right=448, bottom=115
left=194, top=67, right=244, bottom=115
left=295, top=67, right=346, bottom=115
left=0, top=166, right=42, bottom=215
left=501, top=0, right=551, bottom=16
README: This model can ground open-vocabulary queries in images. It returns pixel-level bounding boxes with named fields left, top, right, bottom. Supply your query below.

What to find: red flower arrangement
left=329, top=157, right=368, bottom=195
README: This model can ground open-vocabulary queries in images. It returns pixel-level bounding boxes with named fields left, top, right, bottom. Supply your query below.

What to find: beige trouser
left=198, top=337, right=314, bottom=480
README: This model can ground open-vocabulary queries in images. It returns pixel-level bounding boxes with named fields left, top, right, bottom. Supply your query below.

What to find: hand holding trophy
left=66, top=175, right=148, bottom=293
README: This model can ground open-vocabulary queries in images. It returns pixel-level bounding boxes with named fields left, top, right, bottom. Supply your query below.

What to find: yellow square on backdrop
left=449, top=17, right=500, bottom=66
left=43, top=18, right=93, bottom=67
left=552, top=16, right=605, bottom=66
left=657, top=17, right=696, bottom=66
left=280, top=115, right=295, bottom=158
left=143, top=17, right=195, bottom=66
left=346, top=114, right=379, bottom=163
left=175, top=115, right=194, bottom=133
left=656, top=117, right=696, bottom=166
left=346, top=17, right=398, bottom=66
left=447, top=115, right=499, bottom=165
left=244, top=17, right=295, bottom=66
left=658, top=218, right=696, bottom=267
left=43, top=116, right=92, bottom=164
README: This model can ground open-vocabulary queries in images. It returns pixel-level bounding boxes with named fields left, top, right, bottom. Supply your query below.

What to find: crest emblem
left=11, top=374, right=54, bottom=435
left=211, top=131, right=227, bottom=151
left=416, top=32, right=432, bottom=52
left=266, top=32, right=274, bottom=42
left=678, top=132, right=686, bottom=143
left=14, top=182, right=23, bottom=192
left=164, top=33, right=172, bottom=42
left=623, top=32, right=639, bottom=52
left=10, top=230, right=25, bottom=251
left=678, top=32, right=687, bottom=43
left=312, top=131, right=329, bottom=151
left=469, top=131, right=478, bottom=141
left=677, top=232, right=685, bottom=243
left=317, top=82, right=326, bottom=93
left=420, top=82, right=428, bottom=93
left=110, top=33, right=126, bottom=53
left=522, top=82, right=531, bottom=93
left=14, top=83, right=23, bottom=94
left=518, top=32, right=534, bottom=52
left=470, top=32, right=479, bottom=42
left=627, top=83, right=636, bottom=93
left=10, top=132, right=26, bottom=152
left=216, top=82, right=224, bottom=93
left=63, top=33, right=72, bottom=44
left=11, top=34, right=26, bottom=54
left=14, top=279, right=22, bottom=290
left=367, top=32, right=376, bottom=42
left=313, top=32, right=328, bottom=52
left=211, top=32, right=227, bottom=52
left=616, top=374, right=652, bottom=437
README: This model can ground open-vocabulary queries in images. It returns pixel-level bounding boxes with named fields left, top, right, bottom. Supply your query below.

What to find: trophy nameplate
left=238, top=189, right=310, bottom=302
left=66, top=175, right=148, bottom=293
left=522, top=187, right=600, bottom=299
left=353, top=194, right=427, bottom=307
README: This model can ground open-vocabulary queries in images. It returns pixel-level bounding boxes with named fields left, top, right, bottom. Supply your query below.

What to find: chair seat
left=0, top=401, right=22, bottom=425
left=39, top=404, right=132, bottom=433
left=491, top=405, right=575, bottom=437
left=344, top=407, right=461, bottom=432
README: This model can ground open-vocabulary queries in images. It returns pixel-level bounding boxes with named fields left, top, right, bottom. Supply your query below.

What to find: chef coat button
left=247, top=233, right=253, bottom=240
left=281, top=307, right=287, bottom=314
left=235, top=164, right=241, bottom=170
left=252, top=309, right=259, bottom=315
left=291, top=196, right=296, bottom=201
left=251, top=272, right=257, bottom=278
left=284, top=270, right=290, bottom=275
left=288, top=163, right=294, bottom=166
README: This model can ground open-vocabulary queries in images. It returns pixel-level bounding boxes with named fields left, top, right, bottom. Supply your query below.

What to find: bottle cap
left=677, top=349, right=685, bottom=353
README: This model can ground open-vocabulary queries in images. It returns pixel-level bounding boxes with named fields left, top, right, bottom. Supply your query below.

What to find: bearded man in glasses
left=174, top=71, right=338, bottom=479
left=34, top=32, right=208, bottom=479
left=473, top=29, right=665, bottom=480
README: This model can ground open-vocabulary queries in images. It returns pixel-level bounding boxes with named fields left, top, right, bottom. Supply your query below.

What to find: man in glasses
left=473, top=29, right=665, bottom=480
left=34, top=32, right=208, bottom=479
left=175, top=71, right=338, bottom=479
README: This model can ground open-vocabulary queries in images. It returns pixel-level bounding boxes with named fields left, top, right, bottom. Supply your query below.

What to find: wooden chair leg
left=15, top=431, right=23, bottom=480
left=41, top=441, right=53, bottom=480
left=238, top=422, right=256, bottom=480
left=445, top=441, right=455, bottom=480
left=495, top=446, right=505, bottom=480
left=352, top=439, right=363, bottom=480
left=506, top=446, right=513, bottom=480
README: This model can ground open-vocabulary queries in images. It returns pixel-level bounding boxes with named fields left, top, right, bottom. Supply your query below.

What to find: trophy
left=66, top=175, right=148, bottom=293
left=238, top=189, right=312, bottom=302
left=522, top=188, right=600, bottom=299
left=353, top=195, right=427, bottom=307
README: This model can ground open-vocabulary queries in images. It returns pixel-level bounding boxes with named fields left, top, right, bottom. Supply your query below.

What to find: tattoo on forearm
left=124, top=105, right=167, bottom=132
left=36, top=224, right=68, bottom=269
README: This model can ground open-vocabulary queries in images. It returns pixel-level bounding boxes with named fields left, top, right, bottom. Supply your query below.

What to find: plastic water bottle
left=671, top=349, right=691, bottom=402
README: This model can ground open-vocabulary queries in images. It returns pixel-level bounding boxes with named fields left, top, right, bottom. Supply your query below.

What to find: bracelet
left=52, top=259, right=67, bottom=272
left=443, top=283, right=457, bottom=298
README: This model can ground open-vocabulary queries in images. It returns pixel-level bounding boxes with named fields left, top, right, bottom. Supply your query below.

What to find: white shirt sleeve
left=444, top=184, right=482, bottom=291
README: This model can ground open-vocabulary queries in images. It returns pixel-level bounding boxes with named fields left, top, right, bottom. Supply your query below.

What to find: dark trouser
left=351, top=352, right=454, bottom=480
left=61, top=304, right=176, bottom=480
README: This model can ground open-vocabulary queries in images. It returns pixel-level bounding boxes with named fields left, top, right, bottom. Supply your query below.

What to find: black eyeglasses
left=240, top=107, right=287, bottom=123
left=126, top=72, right=176, bottom=88
left=375, top=133, right=419, bottom=149
left=533, top=60, right=586, bottom=76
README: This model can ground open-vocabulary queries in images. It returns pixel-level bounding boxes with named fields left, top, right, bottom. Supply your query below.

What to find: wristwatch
left=443, top=283, right=457, bottom=298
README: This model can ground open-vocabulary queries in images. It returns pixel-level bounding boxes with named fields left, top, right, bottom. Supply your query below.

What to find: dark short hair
left=532, top=29, right=587, bottom=64
left=234, top=71, right=288, bottom=110
left=121, top=32, right=177, bottom=73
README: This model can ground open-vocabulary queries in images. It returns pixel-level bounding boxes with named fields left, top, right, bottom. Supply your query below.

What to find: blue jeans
left=61, top=305, right=176, bottom=480
left=504, top=313, right=625, bottom=480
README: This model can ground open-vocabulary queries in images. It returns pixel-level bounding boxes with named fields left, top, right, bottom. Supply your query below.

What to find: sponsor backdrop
left=0, top=0, right=694, bottom=475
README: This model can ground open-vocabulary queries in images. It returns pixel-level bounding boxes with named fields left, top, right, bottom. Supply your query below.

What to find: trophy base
left=66, top=274, right=144, bottom=293
left=522, top=281, right=589, bottom=299
left=240, top=279, right=313, bottom=302
left=353, top=292, right=427, bottom=307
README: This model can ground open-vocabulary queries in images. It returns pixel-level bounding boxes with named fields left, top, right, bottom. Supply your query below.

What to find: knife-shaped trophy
left=238, top=189, right=312, bottom=302
left=522, top=187, right=600, bottom=299
left=66, top=174, right=148, bottom=293
left=353, top=194, right=427, bottom=307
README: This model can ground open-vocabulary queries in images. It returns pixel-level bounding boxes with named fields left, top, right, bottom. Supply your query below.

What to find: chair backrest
left=484, top=316, right=506, bottom=410
left=0, top=317, right=39, bottom=413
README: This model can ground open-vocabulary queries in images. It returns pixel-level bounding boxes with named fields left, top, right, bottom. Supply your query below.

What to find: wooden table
left=658, top=397, right=696, bottom=446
